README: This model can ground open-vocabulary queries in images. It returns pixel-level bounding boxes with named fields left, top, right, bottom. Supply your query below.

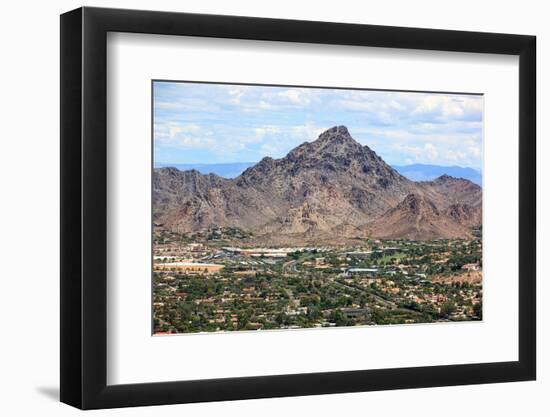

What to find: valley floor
left=152, top=229, right=482, bottom=334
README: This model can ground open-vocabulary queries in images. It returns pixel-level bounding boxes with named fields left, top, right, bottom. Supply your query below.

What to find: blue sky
left=153, top=81, right=483, bottom=170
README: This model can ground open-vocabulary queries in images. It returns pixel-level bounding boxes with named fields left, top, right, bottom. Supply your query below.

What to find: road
left=282, top=259, right=299, bottom=274
left=333, top=279, right=398, bottom=310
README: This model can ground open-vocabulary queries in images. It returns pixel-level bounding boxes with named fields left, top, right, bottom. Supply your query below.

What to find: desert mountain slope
left=368, top=194, right=476, bottom=240
left=419, top=174, right=482, bottom=207
left=153, top=126, right=482, bottom=243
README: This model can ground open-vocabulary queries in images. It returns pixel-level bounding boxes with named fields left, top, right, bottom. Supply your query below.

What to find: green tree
left=440, top=301, right=456, bottom=318
left=473, top=301, right=482, bottom=319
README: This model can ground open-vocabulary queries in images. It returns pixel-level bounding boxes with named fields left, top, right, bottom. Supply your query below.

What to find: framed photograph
left=60, top=7, right=536, bottom=409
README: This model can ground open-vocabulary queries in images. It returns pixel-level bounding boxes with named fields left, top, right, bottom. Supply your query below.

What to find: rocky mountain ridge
left=153, top=126, right=482, bottom=243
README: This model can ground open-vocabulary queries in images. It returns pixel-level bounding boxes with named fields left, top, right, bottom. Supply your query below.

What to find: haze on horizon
left=153, top=81, right=483, bottom=170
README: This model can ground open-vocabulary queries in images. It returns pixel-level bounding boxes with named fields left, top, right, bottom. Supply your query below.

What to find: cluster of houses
left=154, top=261, right=224, bottom=274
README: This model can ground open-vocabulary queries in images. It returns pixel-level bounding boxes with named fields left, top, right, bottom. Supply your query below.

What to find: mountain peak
left=319, top=125, right=350, bottom=138
left=300, top=125, right=364, bottom=157
left=277, top=125, right=409, bottom=192
left=432, top=174, right=478, bottom=186
left=369, top=192, right=476, bottom=240
left=284, top=125, right=362, bottom=164
left=435, top=174, right=456, bottom=182
left=314, top=125, right=356, bottom=146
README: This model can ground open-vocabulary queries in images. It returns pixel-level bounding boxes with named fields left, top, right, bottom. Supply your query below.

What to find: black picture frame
left=60, top=6, right=536, bottom=410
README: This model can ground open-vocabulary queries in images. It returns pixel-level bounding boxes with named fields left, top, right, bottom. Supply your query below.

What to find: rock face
left=443, top=203, right=483, bottom=228
left=153, top=126, right=482, bottom=243
left=419, top=174, right=482, bottom=207
left=368, top=194, right=478, bottom=240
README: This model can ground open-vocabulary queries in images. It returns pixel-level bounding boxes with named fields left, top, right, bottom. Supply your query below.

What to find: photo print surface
left=152, top=81, right=483, bottom=335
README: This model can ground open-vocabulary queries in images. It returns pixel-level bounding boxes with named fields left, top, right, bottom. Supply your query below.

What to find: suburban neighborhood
left=153, top=226, right=482, bottom=334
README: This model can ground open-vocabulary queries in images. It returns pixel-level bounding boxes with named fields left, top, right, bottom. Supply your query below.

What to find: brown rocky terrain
left=418, top=174, right=482, bottom=207
left=367, top=194, right=476, bottom=240
left=153, top=126, right=482, bottom=244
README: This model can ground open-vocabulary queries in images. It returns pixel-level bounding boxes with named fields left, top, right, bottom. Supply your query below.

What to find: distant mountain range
left=391, top=164, right=481, bottom=185
left=154, top=126, right=482, bottom=244
left=156, top=162, right=481, bottom=185
left=155, top=162, right=256, bottom=179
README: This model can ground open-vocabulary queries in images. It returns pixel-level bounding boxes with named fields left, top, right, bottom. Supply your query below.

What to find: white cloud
left=254, top=125, right=281, bottom=139
left=176, top=135, right=216, bottom=149
left=413, top=95, right=482, bottom=121
left=290, top=123, right=327, bottom=142
left=227, top=88, right=245, bottom=104
left=276, top=89, right=311, bottom=106
left=332, top=99, right=375, bottom=112
left=423, top=143, right=439, bottom=160
left=390, top=139, right=480, bottom=168
left=260, top=142, right=283, bottom=157
left=168, top=123, right=201, bottom=138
